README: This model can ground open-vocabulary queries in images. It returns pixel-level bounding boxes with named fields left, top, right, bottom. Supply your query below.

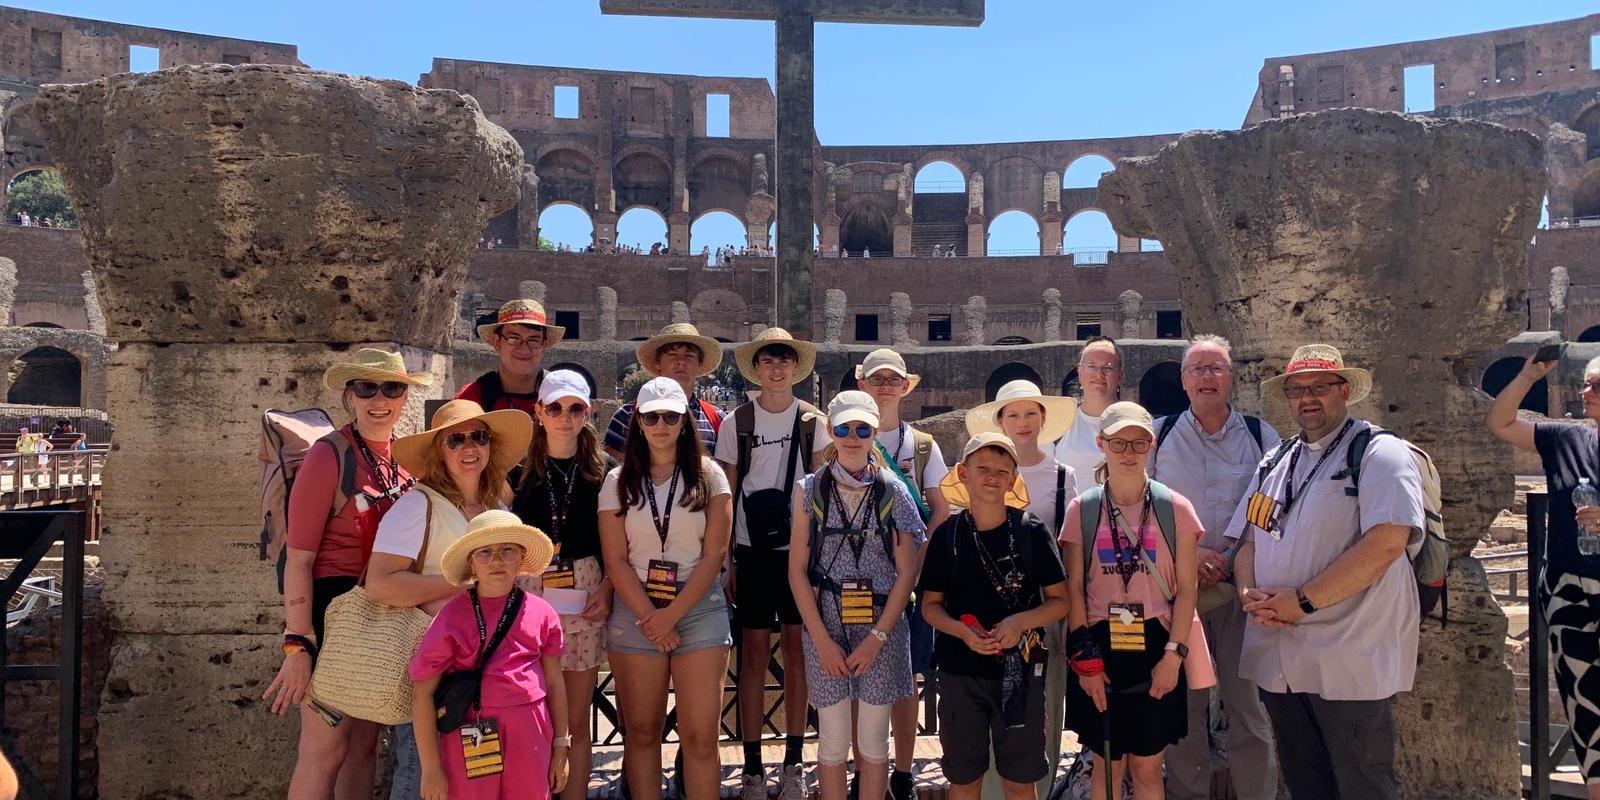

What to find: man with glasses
left=1224, top=344, right=1423, bottom=800
left=457, top=298, right=564, bottom=414
left=1054, top=336, right=1122, bottom=495
left=1147, top=335, right=1280, bottom=800
left=605, top=323, right=726, bottom=460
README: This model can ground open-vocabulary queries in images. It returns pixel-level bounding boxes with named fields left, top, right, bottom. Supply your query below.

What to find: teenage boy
left=457, top=298, right=564, bottom=414
left=714, top=328, right=829, bottom=800
left=605, top=322, right=725, bottom=459
left=920, top=433, right=1071, bottom=800
left=857, top=347, right=949, bottom=800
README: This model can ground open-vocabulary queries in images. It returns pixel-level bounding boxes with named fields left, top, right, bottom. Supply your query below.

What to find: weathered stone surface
left=596, top=286, right=619, bottom=341
left=1100, top=108, right=1540, bottom=800
left=671, top=300, right=691, bottom=324
left=959, top=295, right=985, bottom=346
left=0, top=325, right=108, bottom=407
left=1550, top=265, right=1570, bottom=334
left=28, top=64, right=522, bottom=348
left=519, top=280, right=547, bottom=302
left=81, top=269, right=105, bottom=336
left=1041, top=288, right=1061, bottom=341
left=889, top=292, right=913, bottom=348
left=1117, top=289, right=1142, bottom=339
left=823, top=288, right=847, bottom=344
left=0, top=256, right=16, bottom=324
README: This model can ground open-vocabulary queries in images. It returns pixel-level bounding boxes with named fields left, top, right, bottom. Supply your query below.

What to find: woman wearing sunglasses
left=365, top=398, right=532, bottom=799
left=269, top=349, right=431, bottom=800
left=512, top=370, right=614, bottom=800
left=788, top=391, right=923, bottom=800
left=597, top=377, right=732, bottom=800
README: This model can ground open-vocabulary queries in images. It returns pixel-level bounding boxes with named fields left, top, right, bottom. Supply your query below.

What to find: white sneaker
left=779, top=763, right=807, bottom=800
left=742, top=772, right=768, bottom=800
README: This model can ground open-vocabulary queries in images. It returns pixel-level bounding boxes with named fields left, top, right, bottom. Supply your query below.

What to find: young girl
left=788, top=391, right=924, bottom=800
left=410, top=511, right=570, bottom=800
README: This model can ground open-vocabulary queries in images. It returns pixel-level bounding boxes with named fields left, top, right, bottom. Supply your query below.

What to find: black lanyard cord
left=645, top=468, right=681, bottom=553
left=1279, top=419, right=1356, bottom=520
left=1103, top=485, right=1153, bottom=590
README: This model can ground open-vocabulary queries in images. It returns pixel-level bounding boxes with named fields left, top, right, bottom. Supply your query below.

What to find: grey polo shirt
left=1148, top=409, right=1281, bottom=552
left=1224, top=415, right=1424, bottom=701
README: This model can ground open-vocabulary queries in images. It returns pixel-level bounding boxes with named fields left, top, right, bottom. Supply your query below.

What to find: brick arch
left=535, top=148, right=596, bottom=210
left=912, top=152, right=974, bottom=180
left=614, top=150, right=673, bottom=214
left=983, top=155, right=1045, bottom=218
left=688, top=154, right=751, bottom=218
left=534, top=139, right=601, bottom=164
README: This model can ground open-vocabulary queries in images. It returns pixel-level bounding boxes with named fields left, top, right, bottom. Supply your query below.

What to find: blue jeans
left=390, top=722, right=420, bottom=800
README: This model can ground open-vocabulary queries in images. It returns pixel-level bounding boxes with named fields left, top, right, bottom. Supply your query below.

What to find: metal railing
left=913, top=182, right=966, bottom=192
left=0, top=448, right=108, bottom=506
left=1481, top=549, right=1528, bottom=603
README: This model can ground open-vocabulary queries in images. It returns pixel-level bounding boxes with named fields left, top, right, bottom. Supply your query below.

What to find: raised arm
left=1485, top=354, right=1556, bottom=453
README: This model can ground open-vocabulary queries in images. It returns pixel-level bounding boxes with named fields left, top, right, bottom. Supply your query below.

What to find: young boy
left=713, top=327, right=829, bottom=800
left=919, top=433, right=1070, bottom=800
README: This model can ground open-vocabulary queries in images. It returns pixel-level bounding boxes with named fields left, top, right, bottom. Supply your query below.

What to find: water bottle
left=1574, top=478, right=1600, bottom=556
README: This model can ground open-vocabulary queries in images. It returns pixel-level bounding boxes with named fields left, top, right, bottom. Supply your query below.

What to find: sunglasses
left=639, top=411, right=683, bottom=427
left=1103, top=438, right=1151, bottom=454
left=832, top=423, right=875, bottom=439
left=348, top=380, right=409, bottom=399
left=1282, top=379, right=1347, bottom=400
left=444, top=429, right=492, bottom=449
left=542, top=402, right=588, bottom=418
left=469, top=544, right=526, bottom=565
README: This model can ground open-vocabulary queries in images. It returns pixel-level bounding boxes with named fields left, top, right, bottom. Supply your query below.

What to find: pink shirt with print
left=1058, top=490, right=1205, bottom=625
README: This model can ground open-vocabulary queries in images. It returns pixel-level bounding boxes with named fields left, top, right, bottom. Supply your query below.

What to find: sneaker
left=889, top=770, right=914, bottom=800
left=780, top=763, right=807, bottom=800
left=741, top=772, right=768, bottom=800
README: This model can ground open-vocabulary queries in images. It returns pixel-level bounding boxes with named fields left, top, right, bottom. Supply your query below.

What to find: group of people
left=266, top=295, right=1438, bottom=800
left=929, top=245, right=959, bottom=258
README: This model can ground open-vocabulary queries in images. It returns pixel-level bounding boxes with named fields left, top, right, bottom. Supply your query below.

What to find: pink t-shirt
left=1059, top=491, right=1204, bottom=624
left=410, top=590, right=566, bottom=708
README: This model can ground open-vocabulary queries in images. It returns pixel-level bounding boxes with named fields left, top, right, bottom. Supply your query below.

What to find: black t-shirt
left=1534, top=422, right=1600, bottom=580
left=917, top=507, right=1067, bottom=678
left=512, top=453, right=617, bottom=567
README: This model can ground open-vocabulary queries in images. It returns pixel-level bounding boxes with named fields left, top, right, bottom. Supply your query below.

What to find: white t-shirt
left=598, top=456, right=733, bottom=580
left=1053, top=407, right=1104, bottom=496
left=875, top=422, right=950, bottom=491
left=713, top=398, right=830, bottom=547
left=370, top=486, right=483, bottom=577
left=1016, top=454, right=1077, bottom=536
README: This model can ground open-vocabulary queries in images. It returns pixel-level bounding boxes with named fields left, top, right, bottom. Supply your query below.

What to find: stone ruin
left=1101, top=107, right=1544, bottom=798
left=28, top=63, right=521, bottom=798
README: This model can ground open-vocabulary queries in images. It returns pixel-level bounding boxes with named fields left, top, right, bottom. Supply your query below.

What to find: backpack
left=1076, top=480, right=1180, bottom=597
left=805, top=466, right=898, bottom=602
left=1054, top=464, right=1069, bottom=534
left=258, top=409, right=339, bottom=592
left=873, top=425, right=936, bottom=523
left=731, top=399, right=820, bottom=548
left=1254, top=425, right=1451, bottom=622
left=471, top=369, right=545, bottom=413
left=1154, top=412, right=1265, bottom=454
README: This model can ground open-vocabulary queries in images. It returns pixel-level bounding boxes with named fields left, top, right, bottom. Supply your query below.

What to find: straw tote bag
left=308, top=494, right=436, bottom=725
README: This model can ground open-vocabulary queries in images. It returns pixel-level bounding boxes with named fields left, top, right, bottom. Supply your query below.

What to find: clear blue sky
left=20, top=1, right=1595, bottom=251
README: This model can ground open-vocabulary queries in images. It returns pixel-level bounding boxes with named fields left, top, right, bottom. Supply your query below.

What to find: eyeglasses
left=469, top=544, right=526, bottom=565
left=1077, top=364, right=1118, bottom=375
left=639, top=411, right=683, bottom=427
left=1184, top=364, right=1231, bottom=378
left=348, top=380, right=409, bottom=399
left=1282, top=380, right=1347, bottom=400
left=832, top=423, right=875, bottom=439
left=864, top=375, right=906, bottom=388
left=1585, top=381, right=1600, bottom=393
left=542, top=402, right=588, bottom=418
left=444, top=429, right=492, bottom=449
left=497, top=333, right=544, bottom=351
left=1103, top=438, right=1152, bottom=454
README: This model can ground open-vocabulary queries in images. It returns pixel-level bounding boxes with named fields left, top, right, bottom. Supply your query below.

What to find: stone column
left=889, top=292, right=913, bottom=348
left=965, top=212, right=986, bottom=258
left=596, top=286, right=618, bottom=341
left=518, top=280, right=547, bottom=304
left=0, top=256, right=16, bottom=326
left=892, top=212, right=912, bottom=257
left=960, top=295, right=986, bottom=346
left=1550, top=265, right=1571, bottom=335
left=820, top=211, right=841, bottom=257
left=671, top=301, right=691, bottom=324
left=773, top=5, right=816, bottom=337
left=1039, top=210, right=1063, bottom=256
left=1118, top=290, right=1143, bottom=338
left=82, top=269, right=106, bottom=336
left=823, top=289, right=847, bottom=344
left=1101, top=108, right=1543, bottom=799
left=593, top=209, right=618, bottom=250
left=32, top=64, right=522, bottom=799
left=668, top=211, right=691, bottom=254
left=1042, top=288, right=1062, bottom=342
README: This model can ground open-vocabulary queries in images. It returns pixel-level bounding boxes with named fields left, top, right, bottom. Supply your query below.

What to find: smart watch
left=1296, top=586, right=1318, bottom=615
left=870, top=628, right=889, bottom=643
left=1163, top=641, right=1189, bottom=660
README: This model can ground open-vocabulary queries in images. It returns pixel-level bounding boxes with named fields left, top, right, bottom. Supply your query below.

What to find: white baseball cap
left=538, top=369, right=592, bottom=407
left=804, top=390, right=880, bottom=429
left=636, top=376, right=689, bottom=415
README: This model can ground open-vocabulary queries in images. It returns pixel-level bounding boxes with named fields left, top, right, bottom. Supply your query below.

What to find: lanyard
left=830, top=476, right=875, bottom=565
left=469, top=586, right=524, bottom=670
left=892, top=423, right=911, bottom=466
left=544, top=458, right=578, bottom=547
left=959, top=511, right=1026, bottom=610
left=645, top=468, right=681, bottom=552
left=1278, top=419, right=1355, bottom=521
left=1103, top=486, right=1152, bottom=590
left=350, top=425, right=403, bottom=498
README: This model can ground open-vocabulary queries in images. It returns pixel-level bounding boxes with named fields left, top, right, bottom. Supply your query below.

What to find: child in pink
left=411, top=511, right=569, bottom=800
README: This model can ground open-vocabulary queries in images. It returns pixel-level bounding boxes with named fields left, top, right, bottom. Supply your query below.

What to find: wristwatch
left=1296, top=586, right=1318, bottom=615
left=1163, top=641, right=1189, bottom=660
left=552, top=735, right=572, bottom=748
left=870, top=628, right=889, bottom=643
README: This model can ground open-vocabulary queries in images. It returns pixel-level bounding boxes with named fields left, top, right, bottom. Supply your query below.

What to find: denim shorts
left=607, top=584, right=732, bottom=656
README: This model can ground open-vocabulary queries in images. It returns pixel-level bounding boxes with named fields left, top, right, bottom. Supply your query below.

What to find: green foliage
left=6, top=171, right=77, bottom=228
left=538, top=236, right=557, bottom=252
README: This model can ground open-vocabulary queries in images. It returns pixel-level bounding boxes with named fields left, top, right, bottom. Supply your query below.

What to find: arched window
left=1063, top=155, right=1115, bottom=189
left=616, top=207, right=668, bottom=251
left=1138, top=362, right=1188, bottom=417
left=985, top=363, right=1043, bottom=402
left=1481, top=356, right=1546, bottom=414
left=691, top=211, right=746, bottom=257
left=537, top=203, right=593, bottom=251
left=839, top=204, right=892, bottom=257
left=913, top=161, right=965, bottom=194
left=8, top=346, right=80, bottom=406
left=986, top=210, right=1040, bottom=256
left=1065, top=209, right=1116, bottom=265
left=1579, top=325, right=1600, bottom=343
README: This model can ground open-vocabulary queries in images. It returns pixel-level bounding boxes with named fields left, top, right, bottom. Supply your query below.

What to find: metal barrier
left=1481, top=549, right=1528, bottom=603
left=1526, top=491, right=1574, bottom=800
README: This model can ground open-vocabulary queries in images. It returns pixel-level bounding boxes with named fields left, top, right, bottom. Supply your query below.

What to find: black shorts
left=935, top=669, right=1048, bottom=786
left=311, top=575, right=359, bottom=644
left=733, top=545, right=801, bottom=629
left=1065, top=618, right=1187, bottom=759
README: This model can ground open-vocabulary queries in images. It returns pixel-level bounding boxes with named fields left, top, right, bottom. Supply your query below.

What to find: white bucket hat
left=964, top=380, right=1078, bottom=445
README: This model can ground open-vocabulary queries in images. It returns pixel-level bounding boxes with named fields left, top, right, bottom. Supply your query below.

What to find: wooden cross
left=601, top=0, right=984, bottom=339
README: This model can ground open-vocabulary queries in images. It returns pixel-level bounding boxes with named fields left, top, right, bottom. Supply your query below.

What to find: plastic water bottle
left=1574, top=479, right=1600, bottom=556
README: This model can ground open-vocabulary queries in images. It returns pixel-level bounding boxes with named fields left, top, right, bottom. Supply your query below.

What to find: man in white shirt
left=1147, top=335, right=1281, bottom=800
left=1055, top=336, right=1122, bottom=494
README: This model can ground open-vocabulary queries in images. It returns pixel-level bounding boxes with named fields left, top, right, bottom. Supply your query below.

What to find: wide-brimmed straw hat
left=476, top=298, right=566, bottom=345
left=937, top=432, right=1031, bottom=510
left=439, top=510, right=554, bottom=586
left=1259, top=344, right=1372, bottom=406
left=323, top=348, right=434, bottom=392
left=854, top=349, right=921, bottom=393
left=638, top=323, right=722, bottom=378
left=964, top=380, right=1077, bottom=445
left=734, top=327, right=817, bottom=385
left=393, top=399, right=532, bottom=477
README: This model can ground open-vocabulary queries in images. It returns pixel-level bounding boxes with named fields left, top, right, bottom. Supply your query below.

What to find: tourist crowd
left=264, top=295, right=1538, bottom=800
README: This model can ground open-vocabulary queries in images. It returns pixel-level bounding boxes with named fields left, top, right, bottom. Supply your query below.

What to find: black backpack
left=1153, top=412, right=1265, bottom=454
left=471, top=369, right=545, bottom=413
left=805, top=466, right=898, bottom=603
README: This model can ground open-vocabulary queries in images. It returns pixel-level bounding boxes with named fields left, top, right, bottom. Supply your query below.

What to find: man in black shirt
left=920, top=432, right=1069, bottom=800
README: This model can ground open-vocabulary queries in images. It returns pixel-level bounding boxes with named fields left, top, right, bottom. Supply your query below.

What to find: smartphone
left=1534, top=341, right=1568, bottom=364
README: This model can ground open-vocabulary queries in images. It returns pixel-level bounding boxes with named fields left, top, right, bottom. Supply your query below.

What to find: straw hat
left=854, top=349, right=921, bottom=392
left=637, top=323, right=722, bottom=378
left=476, top=298, right=566, bottom=345
left=322, top=348, right=435, bottom=391
left=1259, top=344, right=1372, bottom=406
left=392, top=399, right=532, bottom=477
left=936, top=432, right=1031, bottom=510
left=733, top=327, right=817, bottom=385
left=439, top=510, right=555, bottom=586
left=964, top=380, right=1077, bottom=445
